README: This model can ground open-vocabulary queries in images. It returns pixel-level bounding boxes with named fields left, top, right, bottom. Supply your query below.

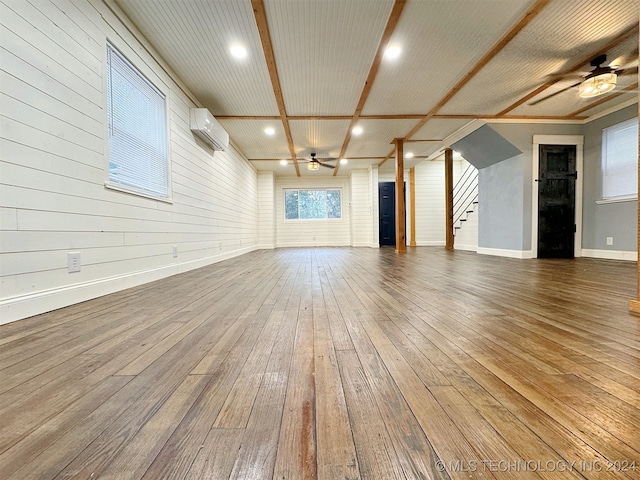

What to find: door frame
left=531, top=134, right=584, bottom=258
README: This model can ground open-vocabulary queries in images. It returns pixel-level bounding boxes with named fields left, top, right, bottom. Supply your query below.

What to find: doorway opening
left=531, top=135, right=583, bottom=258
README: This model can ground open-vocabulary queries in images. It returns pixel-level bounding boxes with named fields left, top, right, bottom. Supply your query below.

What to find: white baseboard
left=478, top=247, right=533, bottom=259
left=257, top=244, right=276, bottom=250
left=0, top=246, right=258, bottom=325
left=415, top=241, right=446, bottom=246
left=581, top=249, right=638, bottom=261
left=276, top=242, right=350, bottom=248
left=454, top=243, right=478, bottom=252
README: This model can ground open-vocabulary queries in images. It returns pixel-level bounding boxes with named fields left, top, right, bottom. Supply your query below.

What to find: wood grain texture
left=1, top=247, right=638, bottom=479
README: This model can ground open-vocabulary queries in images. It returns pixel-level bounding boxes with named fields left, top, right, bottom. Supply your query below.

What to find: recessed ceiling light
left=384, top=45, right=401, bottom=60
left=230, top=45, right=248, bottom=60
left=352, top=126, right=363, bottom=136
left=264, top=127, right=275, bottom=136
left=340, top=158, right=348, bottom=165
left=279, top=159, right=288, bottom=166
left=405, top=152, right=414, bottom=159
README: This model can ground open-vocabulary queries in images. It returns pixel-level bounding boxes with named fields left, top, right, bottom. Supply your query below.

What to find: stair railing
left=452, top=163, right=478, bottom=232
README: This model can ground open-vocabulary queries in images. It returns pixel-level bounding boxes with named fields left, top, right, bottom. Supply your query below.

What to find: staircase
left=453, top=163, right=478, bottom=248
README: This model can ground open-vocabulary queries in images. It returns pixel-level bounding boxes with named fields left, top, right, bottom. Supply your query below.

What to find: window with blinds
left=106, top=43, right=169, bottom=199
left=601, top=118, right=638, bottom=201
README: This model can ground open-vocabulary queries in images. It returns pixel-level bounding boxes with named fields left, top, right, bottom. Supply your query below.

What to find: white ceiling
left=113, top=0, right=639, bottom=177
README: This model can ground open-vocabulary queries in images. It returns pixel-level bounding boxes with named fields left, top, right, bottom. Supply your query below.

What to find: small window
left=284, top=189, right=341, bottom=220
left=601, top=118, right=638, bottom=200
left=106, top=43, right=169, bottom=199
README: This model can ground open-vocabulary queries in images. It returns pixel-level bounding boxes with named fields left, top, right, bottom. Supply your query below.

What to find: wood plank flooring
left=1, top=247, right=639, bottom=479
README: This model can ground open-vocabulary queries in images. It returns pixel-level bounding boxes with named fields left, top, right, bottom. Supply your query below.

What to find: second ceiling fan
left=300, top=152, right=336, bottom=171
left=530, top=54, right=638, bottom=106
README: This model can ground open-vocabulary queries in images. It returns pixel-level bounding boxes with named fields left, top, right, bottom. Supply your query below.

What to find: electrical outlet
left=68, top=252, right=81, bottom=273
left=173, top=245, right=178, bottom=258
left=606, top=236, right=613, bottom=246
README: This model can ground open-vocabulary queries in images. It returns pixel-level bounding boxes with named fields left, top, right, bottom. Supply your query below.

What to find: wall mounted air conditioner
left=189, top=108, right=229, bottom=151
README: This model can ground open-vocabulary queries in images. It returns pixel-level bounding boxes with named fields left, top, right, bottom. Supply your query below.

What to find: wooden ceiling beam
left=497, top=23, right=639, bottom=116
left=251, top=0, right=300, bottom=176
left=215, top=113, right=587, bottom=121
left=402, top=0, right=552, bottom=142
left=248, top=156, right=387, bottom=162
left=334, top=0, right=407, bottom=176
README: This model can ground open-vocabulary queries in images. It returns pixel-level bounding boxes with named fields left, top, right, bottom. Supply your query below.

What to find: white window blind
left=106, top=43, right=169, bottom=199
left=601, top=118, right=638, bottom=200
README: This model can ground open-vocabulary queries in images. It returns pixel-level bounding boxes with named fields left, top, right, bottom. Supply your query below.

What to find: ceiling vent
left=190, top=108, right=229, bottom=151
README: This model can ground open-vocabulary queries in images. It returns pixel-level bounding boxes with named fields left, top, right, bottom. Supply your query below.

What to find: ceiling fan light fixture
left=307, top=161, right=320, bottom=171
left=579, top=72, right=617, bottom=98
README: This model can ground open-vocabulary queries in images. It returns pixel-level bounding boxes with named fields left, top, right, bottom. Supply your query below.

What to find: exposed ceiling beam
left=497, top=23, right=639, bottom=116
left=251, top=0, right=300, bottom=176
left=376, top=0, right=552, bottom=165
left=215, top=113, right=587, bottom=121
left=248, top=156, right=387, bottom=162
left=333, top=0, right=407, bottom=176
left=403, top=0, right=552, bottom=142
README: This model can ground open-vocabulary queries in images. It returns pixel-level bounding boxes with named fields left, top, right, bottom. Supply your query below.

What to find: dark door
left=379, top=182, right=395, bottom=246
left=537, top=144, right=576, bottom=258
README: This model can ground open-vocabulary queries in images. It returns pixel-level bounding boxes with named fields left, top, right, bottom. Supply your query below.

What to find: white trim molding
left=531, top=135, right=584, bottom=259
left=581, top=249, right=638, bottom=261
left=0, top=246, right=258, bottom=325
left=478, top=247, right=533, bottom=259
left=454, top=243, right=478, bottom=252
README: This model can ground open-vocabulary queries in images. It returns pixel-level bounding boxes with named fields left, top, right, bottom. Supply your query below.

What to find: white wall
left=349, top=167, right=378, bottom=247
left=413, top=160, right=445, bottom=246
left=257, top=171, right=276, bottom=249
left=0, top=0, right=258, bottom=323
left=275, top=176, right=350, bottom=247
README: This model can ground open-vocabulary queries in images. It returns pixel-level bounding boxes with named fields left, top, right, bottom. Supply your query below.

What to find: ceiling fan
left=529, top=54, right=638, bottom=106
left=299, top=152, right=336, bottom=171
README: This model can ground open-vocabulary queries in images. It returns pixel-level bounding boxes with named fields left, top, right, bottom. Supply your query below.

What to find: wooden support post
left=630, top=101, right=640, bottom=315
left=409, top=167, right=416, bottom=247
left=394, top=138, right=406, bottom=254
left=445, top=148, right=454, bottom=251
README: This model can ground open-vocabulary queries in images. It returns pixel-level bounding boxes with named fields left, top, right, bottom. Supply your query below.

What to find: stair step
left=466, top=210, right=474, bottom=213
left=460, top=219, right=467, bottom=222
left=454, top=226, right=461, bottom=230
left=472, top=201, right=479, bottom=204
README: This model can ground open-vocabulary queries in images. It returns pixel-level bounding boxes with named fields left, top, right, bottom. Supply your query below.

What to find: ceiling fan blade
left=617, top=66, right=639, bottom=76
left=528, top=81, right=581, bottom=106
left=319, top=162, right=335, bottom=169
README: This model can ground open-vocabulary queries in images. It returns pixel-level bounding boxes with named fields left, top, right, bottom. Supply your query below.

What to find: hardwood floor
left=1, top=247, right=638, bottom=479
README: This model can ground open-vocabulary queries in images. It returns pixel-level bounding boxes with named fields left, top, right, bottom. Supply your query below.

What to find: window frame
left=600, top=117, right=638, bottom=202
left=283, top=188, right=343, bottom=221
left=104, top=41, right=172, bottom=202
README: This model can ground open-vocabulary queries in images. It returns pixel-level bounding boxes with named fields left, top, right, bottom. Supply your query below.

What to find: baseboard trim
left=581, top=249, right=638, bottom=261
left=276, top=242, right=351, bottom=248
left=454, top=244, right=478, bottom=252
left=415, top=241, right=446, bottom=247
left=477, top=247, right=533, bottom=259
left=0, top=246, right=257, bottom=325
